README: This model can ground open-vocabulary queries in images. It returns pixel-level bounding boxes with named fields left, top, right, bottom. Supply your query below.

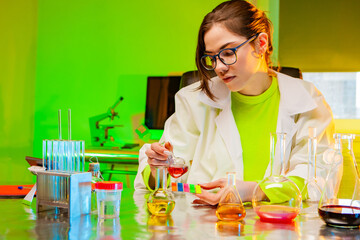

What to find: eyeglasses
left=200, top=34, right=259, bottom=71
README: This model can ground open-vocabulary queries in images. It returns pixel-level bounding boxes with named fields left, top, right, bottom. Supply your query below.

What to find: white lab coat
left=134, top=72, right=335, bottom=190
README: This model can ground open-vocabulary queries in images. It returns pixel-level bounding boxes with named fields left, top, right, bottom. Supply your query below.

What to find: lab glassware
left=318, top=133, right=360, bottom=228
left=147, top=166, right=175, bottom=216
left=88, top=162, right=104, bottom=213
left=164, top=145, right=189, bottom=178
left=300, top=127, right=323, bottom=217
left=42, top=139, right=85, bottom=172
left=95, top=181, right=123, bottom=219
left=216, top=172, right=246, bottom=221
left=252, top=132, right=302, bottom=223
left=167, top=155, right=188, bottom=178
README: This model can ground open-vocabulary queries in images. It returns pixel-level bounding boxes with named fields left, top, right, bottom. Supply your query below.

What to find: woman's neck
left=238, top=71, right=273, bottom=96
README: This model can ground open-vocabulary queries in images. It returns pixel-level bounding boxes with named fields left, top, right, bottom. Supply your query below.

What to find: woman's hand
left=145, top=141, right=173, bottom=179
left=193, top=179, right=260, bottom=205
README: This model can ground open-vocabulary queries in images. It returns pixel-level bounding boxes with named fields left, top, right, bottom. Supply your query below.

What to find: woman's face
left=203, top=24, right=266, bottom=95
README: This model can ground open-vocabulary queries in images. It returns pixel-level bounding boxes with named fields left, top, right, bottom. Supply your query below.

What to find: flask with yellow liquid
left=147, top=166, right=175, bottom=216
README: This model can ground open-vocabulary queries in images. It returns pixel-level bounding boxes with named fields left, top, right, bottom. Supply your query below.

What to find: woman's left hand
left=193, top=179, right=259, bottom=205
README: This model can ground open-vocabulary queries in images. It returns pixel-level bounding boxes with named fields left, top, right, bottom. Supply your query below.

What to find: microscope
left=89, top=97, right=126, bottom=148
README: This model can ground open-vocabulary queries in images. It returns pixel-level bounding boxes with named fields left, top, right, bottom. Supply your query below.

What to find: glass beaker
left=216, top=172, right=246, bottom=221
left=318, top=133, right=360, bottom=228
left=147, top=166, right=175, bottom=216
left=252, top=132, right=302, bottom=223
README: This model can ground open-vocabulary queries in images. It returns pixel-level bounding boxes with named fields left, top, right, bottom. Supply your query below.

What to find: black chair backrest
left=270, top=66, right=303, bottom=79
left=179, top=70, right=216, bottom=89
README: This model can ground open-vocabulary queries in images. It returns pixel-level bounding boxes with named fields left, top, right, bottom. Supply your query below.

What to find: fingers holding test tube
left=146, top=141, right=173, bottom=178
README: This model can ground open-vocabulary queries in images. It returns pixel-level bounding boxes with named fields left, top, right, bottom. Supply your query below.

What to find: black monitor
left=145, top=76, right=182, bottom=131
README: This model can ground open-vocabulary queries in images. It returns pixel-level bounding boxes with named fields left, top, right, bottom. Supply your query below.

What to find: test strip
left=171, top=182, right=201, bottom=193
left=195, top=185, right=202, bottom=194
left=177, top=182, right=183, bottom=192
left=189, top=184, right=196, bottom=193
left=171, top=182, right=177, bottom=192
left=183, top=183, right=190, bottom=192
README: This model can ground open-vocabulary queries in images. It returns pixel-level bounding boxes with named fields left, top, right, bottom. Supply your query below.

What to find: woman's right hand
left=145, top=141, right=173, bottom=178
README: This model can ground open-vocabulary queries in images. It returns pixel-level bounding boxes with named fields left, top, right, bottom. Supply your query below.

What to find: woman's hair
left=195, top=0, right=273, bottom=100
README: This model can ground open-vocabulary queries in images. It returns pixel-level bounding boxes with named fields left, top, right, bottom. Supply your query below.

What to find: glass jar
left=252, top=132, right=302, bottom=223
left=95, top=181, right=123, bottom=219
left=147, top=166, right=175, bottom=216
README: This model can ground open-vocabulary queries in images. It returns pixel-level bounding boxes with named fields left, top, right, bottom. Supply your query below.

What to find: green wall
left=2, top=0, right=225, bottom=184
left=253, top=0, right=279, bottom=65
left=0, top=0, right=37, bottom=184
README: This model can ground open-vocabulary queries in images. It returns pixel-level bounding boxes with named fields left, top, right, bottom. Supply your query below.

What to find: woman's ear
left=255, top=32, right=268, bottom=56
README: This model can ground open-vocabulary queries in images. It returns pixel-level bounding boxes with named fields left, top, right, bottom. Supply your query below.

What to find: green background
left=1, top=0, right=226, bottom=185
left=1, top=0, right=359, bottom=186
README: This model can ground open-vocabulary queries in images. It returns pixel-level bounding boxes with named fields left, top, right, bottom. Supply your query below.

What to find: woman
left=134, top=0, right=334, bottom=204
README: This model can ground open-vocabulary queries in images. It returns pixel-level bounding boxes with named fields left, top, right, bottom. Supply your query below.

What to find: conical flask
left=216, top=172, right=246, bottom=221
left=252, top=132, right=302, bottom=223
left=147, top=166, right=175, bottom=216
left=319, top=133, right=360, bottom=228
left=300, top=127, right=323, bottom=217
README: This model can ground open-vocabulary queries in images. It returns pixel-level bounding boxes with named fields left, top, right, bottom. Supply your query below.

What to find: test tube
left=65, top=141, right=70, bottom=172
left=42, top=140, right=47, bottom=169
left=57, top=140, right=62, bottom=202
left=69, top=141, right=75, bottom=172
left=81, top=140, right=85, bottom=172
left=58, top=140, right=63, bottom=171
left=47, top=140, right=53, bottom=170
left=63, top=141, right=67, bottom=171
left=75, top=141, right=80, bottom=172
left=53, top=141, right=59, bottom=171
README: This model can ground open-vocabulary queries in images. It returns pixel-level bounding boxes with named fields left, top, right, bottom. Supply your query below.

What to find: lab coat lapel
left=198, top=77, right=244, bottom=179
left=215, top=106, right=244, bottom=179
left=265, top=73, right=318, bottom=177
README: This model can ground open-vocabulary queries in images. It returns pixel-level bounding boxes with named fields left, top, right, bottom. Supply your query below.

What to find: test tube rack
left=36, top=109, right=91, bottom=218
left=36, top=170, right=91, bottom=218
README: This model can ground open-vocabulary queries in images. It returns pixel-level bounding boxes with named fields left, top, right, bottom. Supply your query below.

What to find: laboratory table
left=1, top=189, right=359, bottom=240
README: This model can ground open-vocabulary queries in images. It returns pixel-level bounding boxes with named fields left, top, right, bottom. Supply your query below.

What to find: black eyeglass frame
left=200, top=33, right=259, bottom=71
